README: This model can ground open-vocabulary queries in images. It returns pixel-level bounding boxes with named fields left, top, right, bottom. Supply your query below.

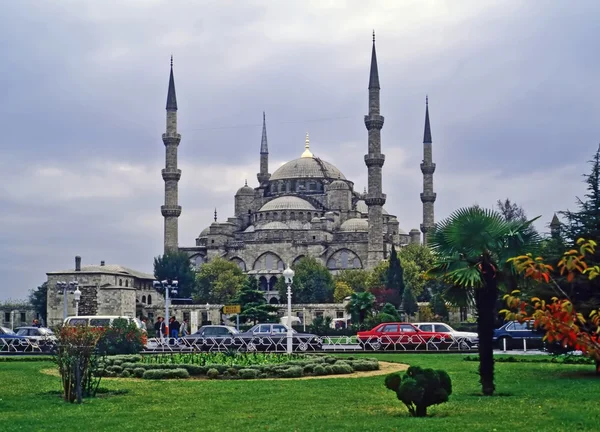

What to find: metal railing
left=0, top=338, right=55, bottom=353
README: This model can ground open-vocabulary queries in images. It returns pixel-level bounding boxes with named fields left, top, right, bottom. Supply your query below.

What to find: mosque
left=159, top=35, right=437, bottom=304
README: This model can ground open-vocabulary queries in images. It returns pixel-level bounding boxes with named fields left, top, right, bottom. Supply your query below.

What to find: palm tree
left=346, top=292, right=376, bottom=328
left=429, top=206, right=539, bottom=396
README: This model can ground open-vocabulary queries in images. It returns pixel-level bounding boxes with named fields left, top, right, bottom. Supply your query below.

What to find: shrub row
left=463, top=355, right=595, bottom=365
left=93, top=354, right=378, bottom=380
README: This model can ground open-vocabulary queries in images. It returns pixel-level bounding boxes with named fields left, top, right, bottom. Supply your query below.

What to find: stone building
left=0, top=303, right=37, bottom=329
left=46, top=256, right=155, bottom=327
left=159, top=34, right=437, bottom=304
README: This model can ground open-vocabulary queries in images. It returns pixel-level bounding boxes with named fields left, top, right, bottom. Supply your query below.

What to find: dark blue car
left=493, top=321, right=545, bottom=350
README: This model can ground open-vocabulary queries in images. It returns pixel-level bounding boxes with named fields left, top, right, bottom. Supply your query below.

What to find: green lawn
left=1, top=354, right=598, bottom=432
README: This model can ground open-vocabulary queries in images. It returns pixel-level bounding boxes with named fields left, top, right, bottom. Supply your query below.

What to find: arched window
left=327, top=258, right=336, bottom=269
left=269, top=297, right=279, bottom=305
left=142, top=295, right=146, bottom=304
left=147, top=295, right=152, bottom=305
left=231, top=257, right=246, bottom=271
left=353, top=257, right=361, bottom=269
left=265, top=254, right=274, bottom=270
left=259, top=276, right=268, bottom=291
left=119, top=279, right=122, bottom=286
left=278, top=260, right=284, bottom=270
left=269, top=276, right=278, bottom=291
left=340, top=251, right=349, bottom=269
left=125, top=280, right=129, bottom=287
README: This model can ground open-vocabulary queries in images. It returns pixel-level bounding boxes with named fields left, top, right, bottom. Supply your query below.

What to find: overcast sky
left=0, top=0, right=598, bottom=301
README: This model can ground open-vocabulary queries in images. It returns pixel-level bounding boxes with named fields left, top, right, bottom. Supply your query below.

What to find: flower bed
left=95, top=354, right=379, bottom=380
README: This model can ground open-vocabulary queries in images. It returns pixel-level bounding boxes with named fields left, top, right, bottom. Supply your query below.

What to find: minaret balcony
left=420, top=162, right=436, bottom=175
left=364, top=154, right=386, bottom=167
left=363, top=114, right=384, bottom=130
left=162, top=169, right=182, bottom=181
left=162, top=133, right=181, bottom=145
left=365, top=193, right=387, bottom=206
left=420, top=192, right=437, bottom=203
left=161, top=205, right=182, bottom=217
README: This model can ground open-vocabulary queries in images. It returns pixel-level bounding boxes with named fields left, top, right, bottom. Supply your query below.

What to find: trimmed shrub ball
left=384, top=366, right=452, bottom=417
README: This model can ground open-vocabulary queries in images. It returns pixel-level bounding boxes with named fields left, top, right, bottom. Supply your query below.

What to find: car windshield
left=16, top=329, right=29, bottom=336
left=0, top=326, right=16, bottom=335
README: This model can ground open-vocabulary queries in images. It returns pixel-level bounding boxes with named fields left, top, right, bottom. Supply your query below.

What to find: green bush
left=133, top=368, right=145, bottom=378
left=331, top=362, right=353, bottom=375
left=142, top=368, right=190, bottom=380
left=303, top=364, right=315, bottom=374
left=96, top=319, right=145, bottom=355
left=313, top=365, right=327, bottom=376
left=207, top=368, right=219, bottom=379
left=239, top=369, right=259, bottom=379
left=349, top=361, right=379, bottom=371
left=120, top=370, right=131, bottom=378
left=280, top=366, right=303, bottom=378
left=183, top=365, right=206, bottom=376
left=324, top=365, right=333, bottom=375
left=120, top=362, right=137, bottom=369
left=108, top=365, right=123, bottom=373
left=384, top=366, right=452, bottom=417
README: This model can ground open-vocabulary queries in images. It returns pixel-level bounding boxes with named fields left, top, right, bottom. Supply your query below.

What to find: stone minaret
left=161, top=56, right=182, bottom=253
left=550, top=213, right=561, bottom=238
left=420, top=96, right=436, bottom=245
left=257, top=111, right=271, bottom=185
left=364, top=32, right=386, bottom=268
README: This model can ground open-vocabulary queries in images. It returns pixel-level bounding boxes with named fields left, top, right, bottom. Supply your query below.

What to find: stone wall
left=0, top=306, right=37, bottom=329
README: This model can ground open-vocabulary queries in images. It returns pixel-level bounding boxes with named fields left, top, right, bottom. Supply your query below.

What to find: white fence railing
left=0, top=338, right=55, bottom=353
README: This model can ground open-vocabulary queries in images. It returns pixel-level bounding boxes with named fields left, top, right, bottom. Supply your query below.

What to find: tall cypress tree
left=386, top=245, right=405, bottom=307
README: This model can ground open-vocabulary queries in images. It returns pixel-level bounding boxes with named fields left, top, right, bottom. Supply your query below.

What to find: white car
left=414, top=322, right=478, bottom=347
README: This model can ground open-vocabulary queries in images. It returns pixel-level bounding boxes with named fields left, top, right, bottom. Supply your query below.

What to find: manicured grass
left=1, top=354, right=598, bottom=431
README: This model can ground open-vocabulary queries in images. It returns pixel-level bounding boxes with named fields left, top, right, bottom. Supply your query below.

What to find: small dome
left=260, top=196, right=316, bottom=212
left=329, top=180, right=350, bottom=190
left=236, top=184, right=254, bottom=196
left=258, top=221, right=289, bottom=230
left=340, top=218, right=369, bottom=232
left=310, top=217, right=320, bottom=223
left=243, top=225, right=255, bottom=233
left=199, top=227, right=210, bottom=237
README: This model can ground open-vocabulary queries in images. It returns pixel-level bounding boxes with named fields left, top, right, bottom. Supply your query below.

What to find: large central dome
left=271, top=157, right=346, bottom=181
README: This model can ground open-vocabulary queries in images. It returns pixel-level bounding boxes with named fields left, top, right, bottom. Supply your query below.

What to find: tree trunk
left=477, top=259, right=498, bottom=396
left=415, top=404, right=427, bottom=417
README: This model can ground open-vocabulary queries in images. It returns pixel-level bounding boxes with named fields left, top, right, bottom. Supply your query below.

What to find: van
left=64, top=315, right=145, bottom=331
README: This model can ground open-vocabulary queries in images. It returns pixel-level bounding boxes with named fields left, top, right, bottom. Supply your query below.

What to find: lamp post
left=56, top=281, right=79, bottom=321
left=153, top=279, right=178, bottom=341
left=282, top=264, right=295, bottom=354
left=74, top=287, right=81, bottom=316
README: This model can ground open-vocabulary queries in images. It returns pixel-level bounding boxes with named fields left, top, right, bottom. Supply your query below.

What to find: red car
left=357, top=322, right=451, bottom=351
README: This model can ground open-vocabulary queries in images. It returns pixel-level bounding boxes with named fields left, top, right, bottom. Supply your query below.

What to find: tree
left=504, top=239, right=600, bottom=374
left=194, top=257, right=246, bottom=303
left=398, top=244, right=435, bottom=299
left=496, top=198, right=527, bottom=223
left=367, top=260, right=389, bottom=291
left=429, top=206, right=540, bottom=396
left=333, top=281, right=354, bottom=302
left=386, top=245, right=405, bottom=307
left=235, top=277, right=278, bottom=324
left=370, top=302, right=401, bottom=326
left=334, top=269, right=370, bottom=293
left=28, top=282, right=48, bottom=324
left=402, top=286, right=419, bottom=318
left=345, top=291, right=375, bottom=327
left=154, top=250, right=196, bottom=299
left=277, top=257, right=334, bottom=303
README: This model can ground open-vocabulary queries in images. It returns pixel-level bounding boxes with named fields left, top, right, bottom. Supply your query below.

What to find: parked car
left=414, top=322, right=478, bottom=347
left=177, top=325, right=240, bottom=350
left=14, top=326, right=56, bottom=353
left=493, top=320, right=545, bottom=350
left=234, top=323, right=322, bottom=352
left=64, top=316, right=145, bottom=331
left=357, top=322, right=455, bottom=351
left=0, top=326, right=30, bottom=351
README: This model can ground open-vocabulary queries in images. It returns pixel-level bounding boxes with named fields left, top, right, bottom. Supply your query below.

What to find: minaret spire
left=161, top=57, right=182, bottom=252
left=550, top=213, right=561, bottom=238
left=301, top=132, right=313, bottom=158
left=364, top=32, right=386, bottom=268
left=420, top=95, right=436, bottom=245
left=257, top=111, right=271, bottom=185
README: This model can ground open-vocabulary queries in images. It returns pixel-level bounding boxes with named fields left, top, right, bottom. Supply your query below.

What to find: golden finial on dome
left=301, top=132, right=313, bottom=158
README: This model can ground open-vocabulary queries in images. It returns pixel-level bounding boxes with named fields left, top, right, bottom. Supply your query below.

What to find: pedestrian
left=154, top=317, right=163, bottom=339
left=140, top=317, right=148, bottom=331
left=32, top=319, right=41, bottom=328
left=170, top=317, right=180, bottom=339
left=180, top=319, right=189, bottom=337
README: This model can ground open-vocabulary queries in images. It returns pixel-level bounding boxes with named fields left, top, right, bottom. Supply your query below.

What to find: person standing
left=154, top=317, right=163, bottom=339
left=180, top=319, right=189, bottom=337
left=170, top=317, right=180, bottom=339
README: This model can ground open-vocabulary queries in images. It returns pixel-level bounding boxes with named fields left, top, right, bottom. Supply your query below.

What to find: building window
left=4, top=312, right=10, bottom=323
left=142, top=295, right=146, bottom=304
left=315, top=310, right=324, bottom=319
left=20, top=312, right=26, bottom=322
left=211, top=240, right=215, bottom=244
left=119, top=279, right=123, bottom=286
left=336, top=311, right=344, bottom=318
left=125, top=280, right=129, bottom=287
left=353, top=257, right=361, bottom=269
left=313, top=236, right=316, bottom=240
left=147, top=295, right=152, bottom=305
